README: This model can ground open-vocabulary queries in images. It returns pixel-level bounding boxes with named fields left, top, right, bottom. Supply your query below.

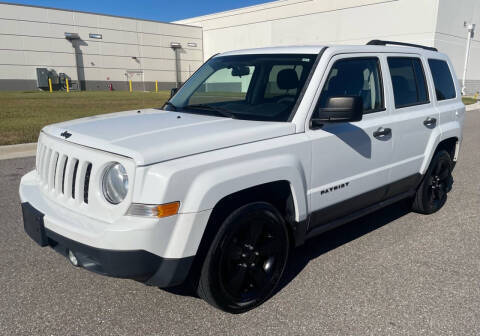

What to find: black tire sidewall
left=418, top=150, right=453, bottom=213
left=199, top=202, right=289, bottom=313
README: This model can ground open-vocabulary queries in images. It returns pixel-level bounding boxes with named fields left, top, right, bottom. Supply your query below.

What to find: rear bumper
left=22, top=201, right=194, bottom=287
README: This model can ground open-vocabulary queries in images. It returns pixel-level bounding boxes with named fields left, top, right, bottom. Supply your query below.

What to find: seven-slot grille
left=36, top=141, right=93, bottom=204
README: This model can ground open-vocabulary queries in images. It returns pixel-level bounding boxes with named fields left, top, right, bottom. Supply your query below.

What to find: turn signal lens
left=156, top=202, right=180, bottom=218
left=126, top=202, right=180, bottom=218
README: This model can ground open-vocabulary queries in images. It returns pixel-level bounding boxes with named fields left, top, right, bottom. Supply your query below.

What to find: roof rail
left=367, top=40, right=438, bottom=52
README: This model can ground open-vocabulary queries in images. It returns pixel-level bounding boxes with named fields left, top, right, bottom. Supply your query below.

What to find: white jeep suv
left=20, top=40, right=465, bottom=313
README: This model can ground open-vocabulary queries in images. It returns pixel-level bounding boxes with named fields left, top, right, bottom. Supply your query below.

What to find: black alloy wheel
left=412, top=150, right=453, bottom=214
left=197, top=202, right=289, bottom=313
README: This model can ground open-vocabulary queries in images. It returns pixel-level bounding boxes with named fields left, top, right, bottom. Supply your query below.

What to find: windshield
left=167, top=54, right=317, bottom=121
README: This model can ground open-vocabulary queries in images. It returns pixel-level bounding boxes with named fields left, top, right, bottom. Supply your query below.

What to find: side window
left=319, top=57, right=384, bottom=113
left=387, top=57, right=429, bottom=108
left=428, top=59, right=456, bottom=101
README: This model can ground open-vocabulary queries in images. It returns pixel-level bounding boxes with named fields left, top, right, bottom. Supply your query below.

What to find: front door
left=307, top=54, right=393, bottom=229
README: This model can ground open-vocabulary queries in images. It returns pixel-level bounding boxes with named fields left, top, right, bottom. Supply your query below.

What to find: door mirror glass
left=311, top=96, right=363, bottom=127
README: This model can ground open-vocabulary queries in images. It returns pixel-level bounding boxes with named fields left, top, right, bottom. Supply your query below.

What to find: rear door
left=306, top=54, right=393, bottom=229
left=384, top=55, right=439, bottom=198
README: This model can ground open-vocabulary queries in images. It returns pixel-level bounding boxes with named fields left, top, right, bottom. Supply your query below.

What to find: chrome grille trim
left=35, top=132, right=135, bottom=223
left=36, top=144, right=91, bottom=204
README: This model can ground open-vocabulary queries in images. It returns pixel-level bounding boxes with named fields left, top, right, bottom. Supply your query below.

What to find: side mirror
left=170, top=87, right=178, bottom=98
left=311, top=96, right=363, bottom=128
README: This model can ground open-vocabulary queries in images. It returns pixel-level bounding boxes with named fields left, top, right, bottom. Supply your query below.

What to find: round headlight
left=102, top=163, right=128, bottom=204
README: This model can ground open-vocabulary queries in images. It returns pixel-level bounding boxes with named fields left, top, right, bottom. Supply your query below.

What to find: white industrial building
left=0, top=2, right=203, bottom=91
left=1, top=0, right=479, bottom=94
left=177, top=0, right=480, bottom=94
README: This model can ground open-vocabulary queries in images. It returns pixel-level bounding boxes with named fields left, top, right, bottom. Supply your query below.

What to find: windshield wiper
left=163, top=101, right=178, bottom=111
left=184, top=104, right=236, bottom=119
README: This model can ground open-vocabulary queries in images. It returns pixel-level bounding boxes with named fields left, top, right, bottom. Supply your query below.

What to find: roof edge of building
left=0, top=1, right=201, bottom=28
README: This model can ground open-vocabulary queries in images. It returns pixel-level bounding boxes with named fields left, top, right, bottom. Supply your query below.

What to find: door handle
left=423, top=117, right=437, bottom=128
left=373, top=127, right=392, bottom=139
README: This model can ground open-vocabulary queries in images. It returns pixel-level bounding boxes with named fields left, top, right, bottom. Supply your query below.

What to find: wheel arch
left=186, top=180, right=304, bottom=288
left=420, top=124, right=460, bottom=175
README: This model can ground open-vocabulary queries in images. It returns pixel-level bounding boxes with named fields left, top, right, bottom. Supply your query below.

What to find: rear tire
left=197, top=202, right=289, bottom=313
left=412, top=150, right=453, bottom=214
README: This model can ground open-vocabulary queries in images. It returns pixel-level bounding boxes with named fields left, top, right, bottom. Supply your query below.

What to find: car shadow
left=161, top=199, right=412, bottom=300
left=275, top=199, right=411, bottom=294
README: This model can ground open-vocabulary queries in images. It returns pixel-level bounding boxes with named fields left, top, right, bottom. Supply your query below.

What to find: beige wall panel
left=45, top=8, right=74, bottom=25
left=0, top=18, right=19, bottom=35
left=0, top=4, right=23, bottom=19
left=0, top=34, right=23, bottom=49
left=73, top=12, right=100, bottom=28
left=81, top=53, right=104, bottom=69
left=18, top=21, right=52, bottom=37
left=98, top=42, right=129, bottom=57
left=177, top=0, right=394, bottom=30
left=7, top=4, right=46, bottom=22
left=140, top=45, right=176, bottom=60
left=0, top=49, right=25, bottom=65
left=98, top=15, right=138, bottom=31
left=47, top=52, right=76, bottom=67
left=140, top=58, right=175, bottom=70
left=140, top=33, right=201, bottom=49
left=202, top=21, right=272, bottom=57
left=0, top=65, right=32, bottom=79
left=152, top=22, right=203, bottom=39
left=77, top=40, right=102, bottom=55
left=47, top=23, right=78, bottom=39
left=143, top=70, right=176, bottom=82
left=100, top=55, right=139, bottom=69
left=22, top=50, right=52, bottom=67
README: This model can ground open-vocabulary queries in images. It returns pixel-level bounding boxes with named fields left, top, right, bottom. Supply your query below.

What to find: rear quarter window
left=428, top=59, right=456, bottom=101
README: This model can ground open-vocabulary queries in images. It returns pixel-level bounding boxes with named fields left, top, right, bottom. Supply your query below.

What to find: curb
left=466, top=101, right=480, bottom=111
left=0, top=143, right=37, bottom=161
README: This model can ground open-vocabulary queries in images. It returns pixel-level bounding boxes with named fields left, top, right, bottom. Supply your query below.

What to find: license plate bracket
left=21, top=203, right=48, bottom=247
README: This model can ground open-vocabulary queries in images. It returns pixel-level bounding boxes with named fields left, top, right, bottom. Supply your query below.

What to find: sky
left=2, top=0, right=275, bottom=22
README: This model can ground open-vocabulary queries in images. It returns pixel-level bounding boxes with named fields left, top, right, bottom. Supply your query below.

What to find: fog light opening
left=68, top=249, right=79, bottom=267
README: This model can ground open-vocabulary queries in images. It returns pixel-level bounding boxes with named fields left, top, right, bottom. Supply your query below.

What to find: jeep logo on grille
left=60, top=131, right=72, bottom=139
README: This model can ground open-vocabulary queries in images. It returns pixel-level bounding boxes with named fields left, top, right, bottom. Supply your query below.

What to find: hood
left=42, top=109, right=296, bottom=166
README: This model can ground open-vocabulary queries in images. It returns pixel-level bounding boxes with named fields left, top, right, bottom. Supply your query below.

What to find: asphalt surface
left=1, top=112, right=479, bottom=336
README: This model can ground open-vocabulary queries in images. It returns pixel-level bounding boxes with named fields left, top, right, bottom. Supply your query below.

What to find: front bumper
left=19, top=170, right=212, bottom=287
left=21, top=202, right=194, bottom=287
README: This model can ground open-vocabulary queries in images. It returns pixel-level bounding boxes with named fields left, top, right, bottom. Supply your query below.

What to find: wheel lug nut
left=254, top=251, right=259, bottom=256
left=241, top=253, right=247, bottom=258
left=250, top=263, right=255, bottom=267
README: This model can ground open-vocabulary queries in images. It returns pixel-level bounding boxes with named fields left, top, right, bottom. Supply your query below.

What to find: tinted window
left=319, top=57, right=384, bottom=113
left=428, top=59, right=456, bottom=100
left=388, top=57, right=429, bottom=108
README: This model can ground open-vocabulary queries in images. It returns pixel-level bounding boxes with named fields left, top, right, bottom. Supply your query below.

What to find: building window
left=89, top=33, right=102, bottom=39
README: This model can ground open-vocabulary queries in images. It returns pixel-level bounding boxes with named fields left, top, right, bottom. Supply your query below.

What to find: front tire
left=197, top=202, right=289, bottom=313
left=412, top=150, right=453, bottom=214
